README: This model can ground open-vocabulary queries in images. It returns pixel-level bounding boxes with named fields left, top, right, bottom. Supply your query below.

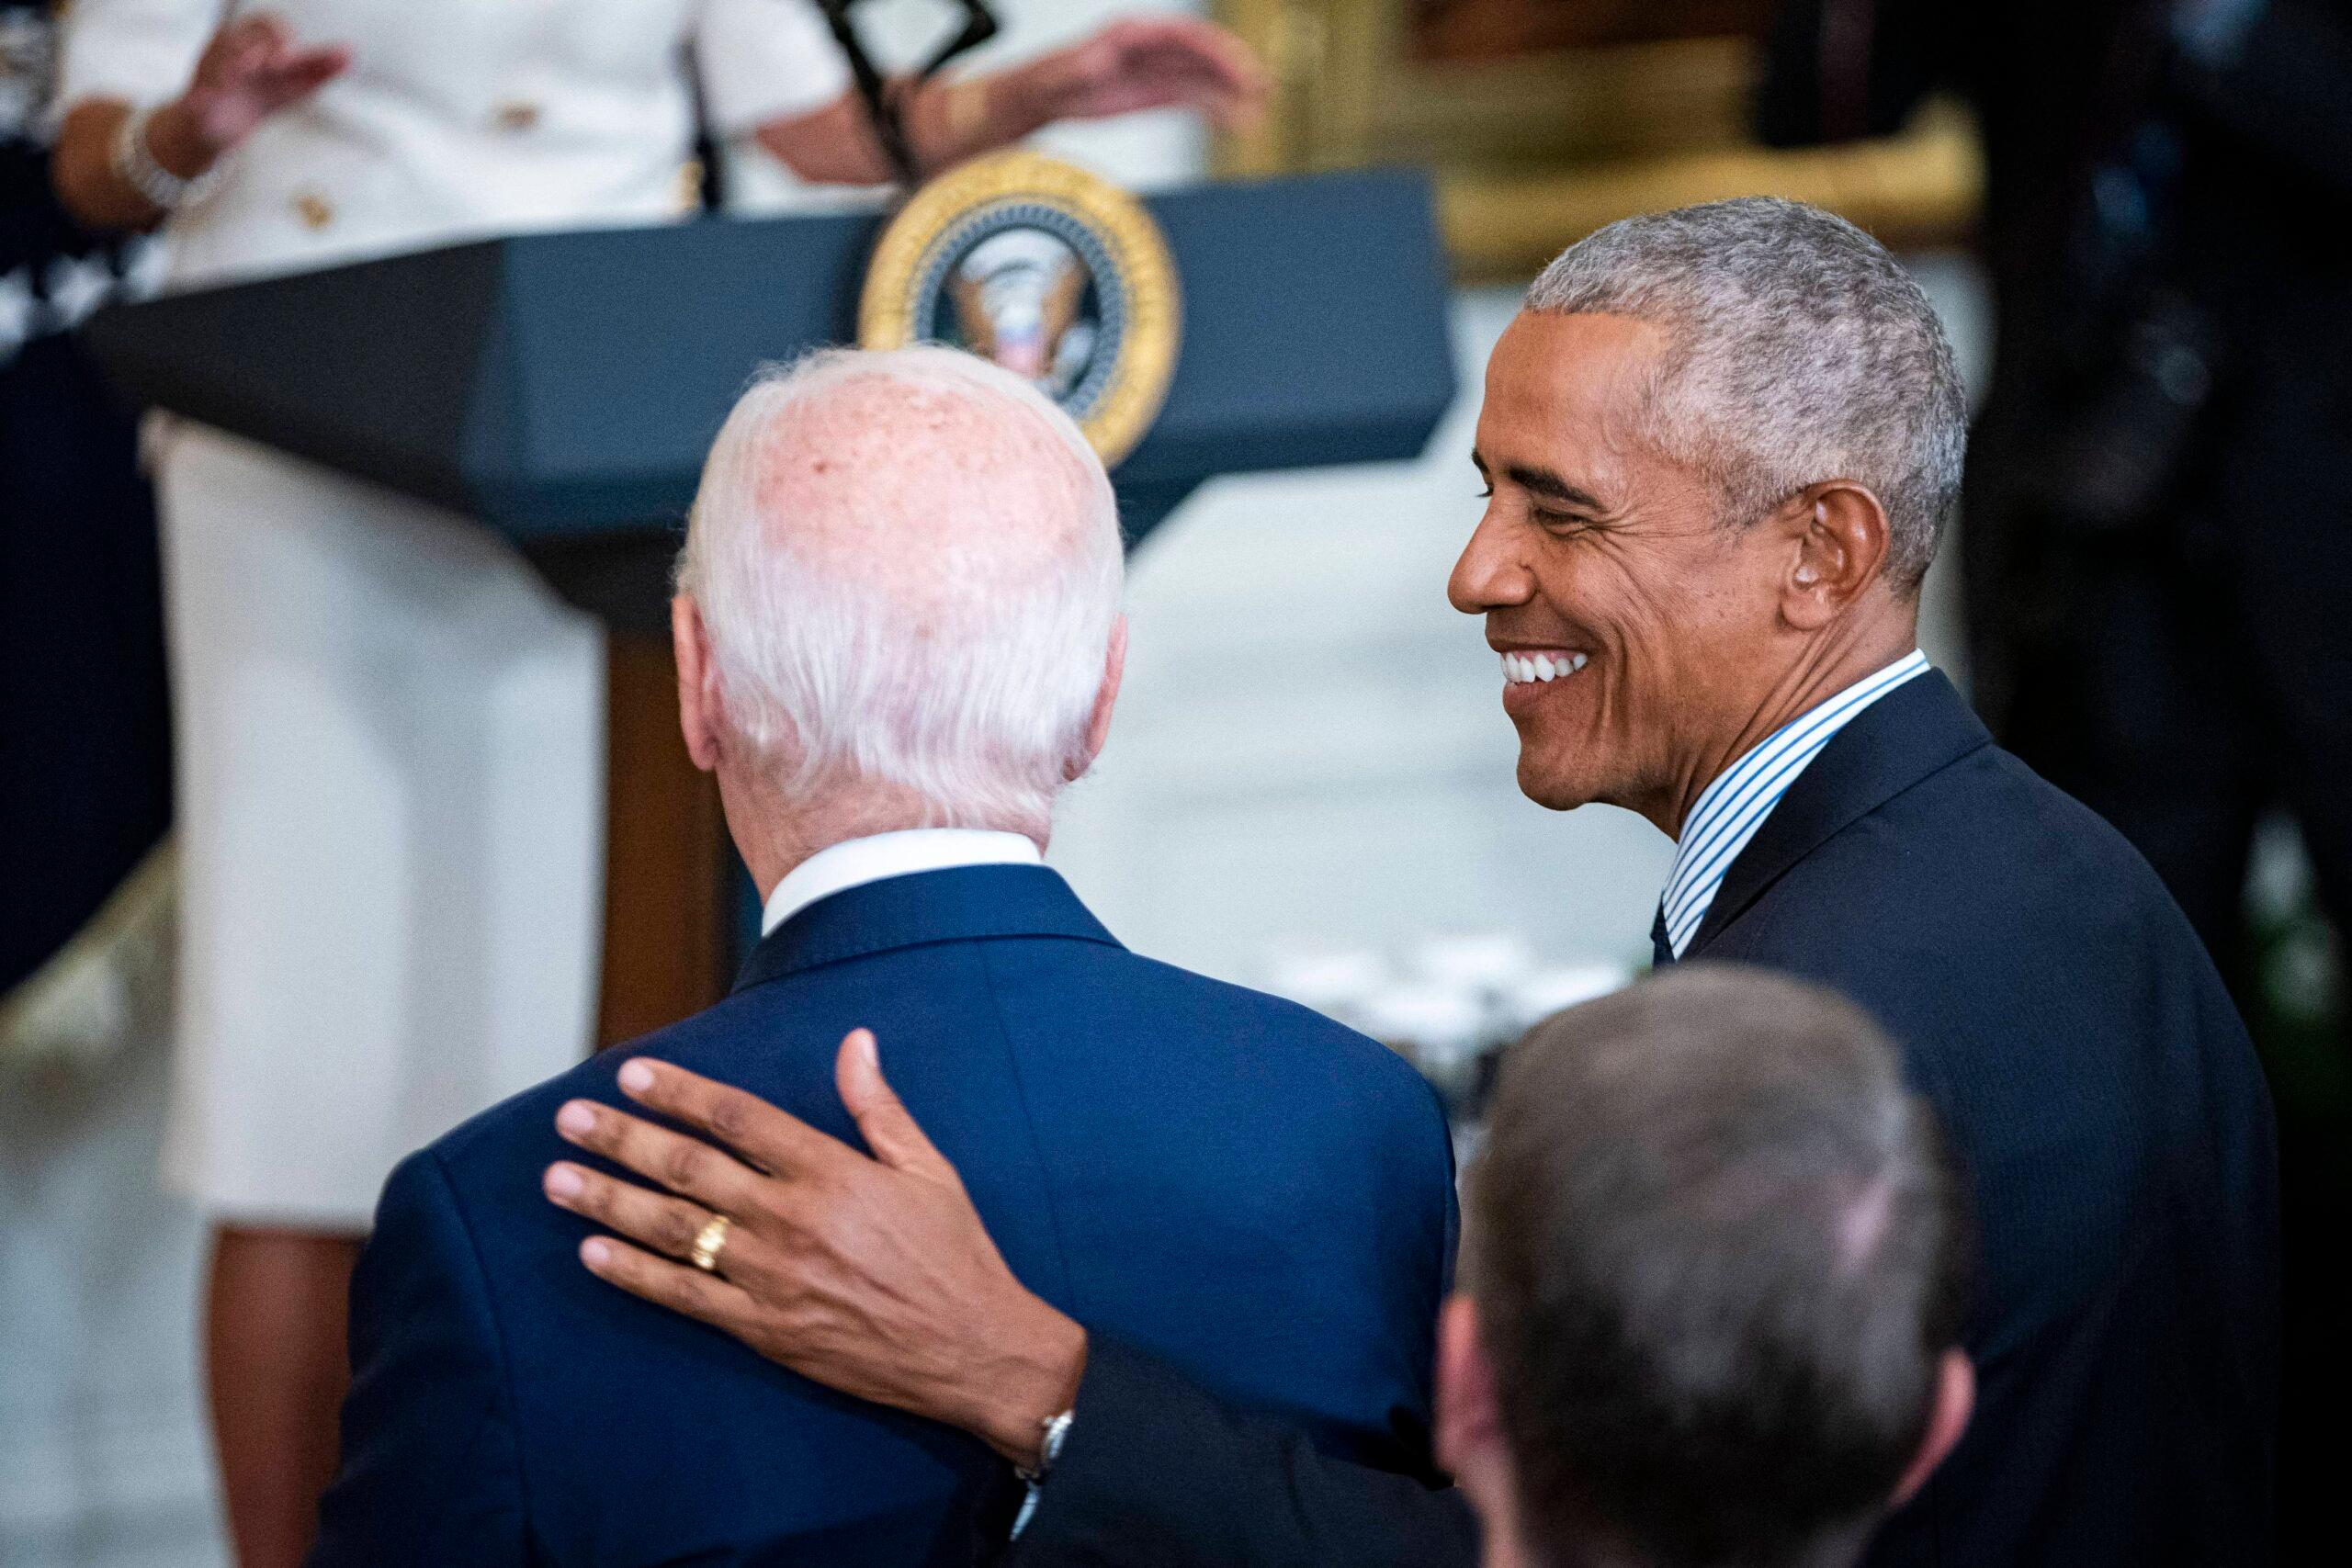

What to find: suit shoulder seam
left=974, top=943, right=1082, bottom=1318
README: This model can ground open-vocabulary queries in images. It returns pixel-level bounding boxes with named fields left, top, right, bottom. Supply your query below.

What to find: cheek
left=1547, top=555, right=1659, bottom=676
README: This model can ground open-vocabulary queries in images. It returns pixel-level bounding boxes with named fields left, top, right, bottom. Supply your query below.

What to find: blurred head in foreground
left=673, top=346, right=1125, bottom=884
left=1439, top=964, right=1975, bottom=1568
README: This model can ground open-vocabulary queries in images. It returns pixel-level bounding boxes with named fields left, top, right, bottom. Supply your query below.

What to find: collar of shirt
left=760, top=828, right=1045, bottom=937
left=1657, top=649, right=1932, bottom=958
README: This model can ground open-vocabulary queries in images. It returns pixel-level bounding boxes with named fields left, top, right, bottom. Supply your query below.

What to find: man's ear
left=672, top=593, right=724, bottom=774
left=1436, top=1294, right=1505, bottom=1482
left=1066, top=615, right=1127, bottom=783
left=1781, top=481, right=1892, bottom=630
left=1892, top=1349, right=1975, bottom=1507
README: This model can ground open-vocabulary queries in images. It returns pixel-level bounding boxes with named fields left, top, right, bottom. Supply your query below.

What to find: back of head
left=1472, top=964, right=1970, bottom=1568
left=1526, top=197, right=1966, bottom=593
left=678, top=346, right=1124, bottom=835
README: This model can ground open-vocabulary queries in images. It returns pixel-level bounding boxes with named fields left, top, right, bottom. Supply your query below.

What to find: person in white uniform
left=47, top=6, right=1262, bottom=1565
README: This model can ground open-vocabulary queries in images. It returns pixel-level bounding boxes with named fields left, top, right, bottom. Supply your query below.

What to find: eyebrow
left=1471, top=450, right=1607, bottom=513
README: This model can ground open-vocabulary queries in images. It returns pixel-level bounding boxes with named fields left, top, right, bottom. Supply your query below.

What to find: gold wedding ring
left=688, top=1213, right=732, bottom=1274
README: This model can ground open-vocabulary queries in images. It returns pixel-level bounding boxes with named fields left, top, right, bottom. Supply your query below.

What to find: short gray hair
left=1526, top=198, right=1966, bottom=592
left=677, top=346, right=1123, bottom=833
left=1474, top=964, right=1971, bottom=1568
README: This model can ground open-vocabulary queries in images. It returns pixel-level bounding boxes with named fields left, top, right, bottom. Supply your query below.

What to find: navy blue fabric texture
left=1692, top=671, right=2278, bottom=1568
left=1003, top=671, right=2278, bottom=1568
left=307, top=864, right=1457, bottom=1568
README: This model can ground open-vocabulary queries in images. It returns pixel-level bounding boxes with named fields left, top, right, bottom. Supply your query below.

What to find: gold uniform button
left=492, top=100, right=542, bottom=133
left=292, top=190, right=334, bottom=230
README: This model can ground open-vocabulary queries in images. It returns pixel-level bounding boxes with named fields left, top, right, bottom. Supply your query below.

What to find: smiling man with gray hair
left=308, top=346, right=1457, bottom=1566
left=544, top=202, right=2278, bottom=1568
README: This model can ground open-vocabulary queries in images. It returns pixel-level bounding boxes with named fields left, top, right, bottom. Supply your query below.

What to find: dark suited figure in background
left=309, top=348, right=1455, bottom=1566
left=1764, top=0, right=2352, bottom=979
left=0, top=0, right=169, bottom=1003
left=552, top=202, right=2278, bottom=1568
left=1759, top=0, right=2352, bottom=1529
left=1441, top=966, right=1975, bottom=1568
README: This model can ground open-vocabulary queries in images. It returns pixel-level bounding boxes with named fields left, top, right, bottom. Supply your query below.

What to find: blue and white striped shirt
left=1657, top=649, right=1932, bottom=958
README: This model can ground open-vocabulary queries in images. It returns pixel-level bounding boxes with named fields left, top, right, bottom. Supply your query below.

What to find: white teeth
left=1500, top=651, right=1588, bottom=684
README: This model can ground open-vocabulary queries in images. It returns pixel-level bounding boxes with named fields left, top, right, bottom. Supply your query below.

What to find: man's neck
left=1654, top=618, right=1918, bottom=840
left=1468, top=1482, right=1534, bottom=1568
left=720, top=775, right=1046, bottom=902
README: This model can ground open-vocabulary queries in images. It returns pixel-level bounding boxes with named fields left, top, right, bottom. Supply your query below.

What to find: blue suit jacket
left=1691, top=671, right=2278, bottom=1568
left=309, top=864, right=1457, bottom=1567
left=997, top=671, right=2279, bottom=1568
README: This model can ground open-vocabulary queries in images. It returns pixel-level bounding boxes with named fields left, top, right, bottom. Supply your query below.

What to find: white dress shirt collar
left=760, top=829, right=1045, bottom=937
left=1657, top=649, right=1932, bottom=958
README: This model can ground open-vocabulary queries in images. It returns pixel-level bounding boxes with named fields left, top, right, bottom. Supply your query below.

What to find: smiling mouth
left=1498, top=649, right=1589, bottom=685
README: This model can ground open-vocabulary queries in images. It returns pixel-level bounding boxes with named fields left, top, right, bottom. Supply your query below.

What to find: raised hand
left=174, top=12, right=351, bottom=160
left=1012, top=17, right=1270, bottom=130
left=542, top=1030, right=1088, bottom=1467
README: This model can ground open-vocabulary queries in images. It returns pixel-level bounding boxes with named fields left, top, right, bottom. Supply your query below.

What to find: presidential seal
left=859, top=150, right=1180, bottom=467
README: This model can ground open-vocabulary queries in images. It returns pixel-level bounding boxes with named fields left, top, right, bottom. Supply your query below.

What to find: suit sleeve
left=1000, top=1337, right=1479, bottom=1568
left=306, top=1151, right=532, bottom=1567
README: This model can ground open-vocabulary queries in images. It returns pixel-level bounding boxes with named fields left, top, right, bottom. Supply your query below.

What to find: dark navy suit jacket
left=308, top=864, right=1457, bottom=1567
left=1004, top=672, right=2279, bottom=1568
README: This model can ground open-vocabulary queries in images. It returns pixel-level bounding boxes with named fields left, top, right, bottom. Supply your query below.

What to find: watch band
left=112, top=107, right=221, bottom=211
left=1013, top=1407, right=1074, bottom=1484
left=1008, top=1407, right=1076, bottom=1541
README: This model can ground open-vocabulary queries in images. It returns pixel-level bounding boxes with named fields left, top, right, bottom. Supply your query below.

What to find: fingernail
left=852, top=1030, right=878, bottom=1070
left=582, top=1237, right=611, bottom=1267
left=544, top=1164, right=582, bottom=1200
left=557, top=1101, right=595, bottom=1136
left=618, top=1060, right=655, bottom=1094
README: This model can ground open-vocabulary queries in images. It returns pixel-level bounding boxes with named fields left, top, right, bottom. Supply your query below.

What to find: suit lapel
left=1686, top=671, right=1992, bottom=955
left=733, top=863, right=1122, bottom=993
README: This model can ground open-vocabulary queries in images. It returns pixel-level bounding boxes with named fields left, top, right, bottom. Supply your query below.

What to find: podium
left=85, top=169, right=1455, bottom=1037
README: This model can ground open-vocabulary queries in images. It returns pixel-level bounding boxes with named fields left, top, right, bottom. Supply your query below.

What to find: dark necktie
left=1651, top=904, right=1676, bottom=969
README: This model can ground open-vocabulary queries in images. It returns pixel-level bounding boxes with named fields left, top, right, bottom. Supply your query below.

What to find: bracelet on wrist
left=112, top=107, right=222, bottom=212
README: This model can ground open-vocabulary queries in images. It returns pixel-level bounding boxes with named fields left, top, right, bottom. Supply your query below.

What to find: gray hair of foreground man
left=1472, top=965, right=1972, bottom=1568
left=1527, top=197, right=1966, bottom=592
left=677, top=346, right=1123, bottom=832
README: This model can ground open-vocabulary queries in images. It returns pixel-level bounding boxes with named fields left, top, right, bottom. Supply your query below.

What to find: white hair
left=1526, top=197, right=1967, bottom=593
left=676, top=345, right=1124, bottom=833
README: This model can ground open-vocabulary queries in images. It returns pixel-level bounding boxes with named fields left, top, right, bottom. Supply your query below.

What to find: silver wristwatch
left=111, top=107, right=221, bottom=211
left=1013, top=1408, right=1075, bottom=1485
left=1008, top=1407, right=1076, bottom=1540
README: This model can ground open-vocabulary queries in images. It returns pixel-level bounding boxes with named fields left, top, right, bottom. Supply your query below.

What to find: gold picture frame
left=1213, top=0, right=1981, bottom=280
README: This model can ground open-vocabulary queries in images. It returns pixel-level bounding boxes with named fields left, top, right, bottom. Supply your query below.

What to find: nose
left=1448, top=511, right=1532, bottom=616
